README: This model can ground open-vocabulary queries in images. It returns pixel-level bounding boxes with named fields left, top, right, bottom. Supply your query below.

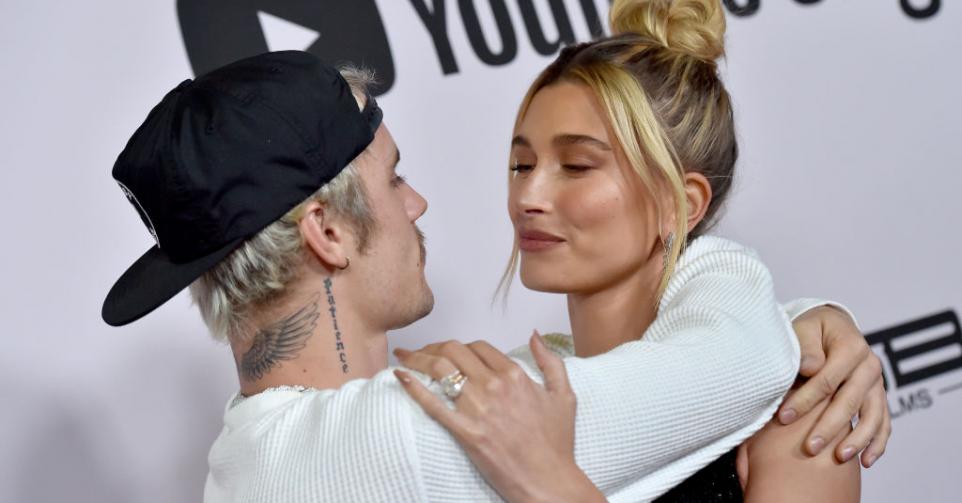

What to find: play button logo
left=257, top=11, right=320, bottom=52
left=177, top=0, right=395, bottom=95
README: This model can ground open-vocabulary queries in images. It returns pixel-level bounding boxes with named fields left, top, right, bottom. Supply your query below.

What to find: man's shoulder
left=206, top=370, right=429, bottom=502
left=222, top=368, right=415, bottom=432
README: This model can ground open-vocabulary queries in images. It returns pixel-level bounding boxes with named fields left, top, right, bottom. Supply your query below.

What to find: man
left=103, top=51, right=886, bottom=501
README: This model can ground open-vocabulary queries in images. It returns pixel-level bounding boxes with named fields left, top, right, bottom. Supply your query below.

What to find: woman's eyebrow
left=553, top=134, right=611, bottom=151
left=511, top=134, right=611, bottom=151
left=511, top=135, right=531, bottom=148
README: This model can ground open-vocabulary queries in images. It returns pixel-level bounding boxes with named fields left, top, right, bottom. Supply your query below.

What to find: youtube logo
left=177, top=0, right=395, bottom=95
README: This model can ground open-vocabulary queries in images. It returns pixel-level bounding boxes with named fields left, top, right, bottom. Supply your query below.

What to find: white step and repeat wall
left=1, top=1, right=958, bottom=501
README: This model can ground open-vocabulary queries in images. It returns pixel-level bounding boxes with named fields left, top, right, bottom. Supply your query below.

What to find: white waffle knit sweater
left=205, top=236, right=824, bottom=503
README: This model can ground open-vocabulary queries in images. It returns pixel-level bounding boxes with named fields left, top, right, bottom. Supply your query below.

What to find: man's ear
left=299, top=201, right=350, bottom=270
left=683, top=172, right=713, bottom=233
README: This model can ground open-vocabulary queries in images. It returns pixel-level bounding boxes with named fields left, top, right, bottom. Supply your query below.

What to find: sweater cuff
left=782, top=298, right=860, bottom=330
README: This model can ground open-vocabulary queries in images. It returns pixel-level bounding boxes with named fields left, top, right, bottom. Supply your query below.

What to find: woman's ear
left=299, top=201, right=350, bottom=271
left=683, top=172, right=713, bottom=233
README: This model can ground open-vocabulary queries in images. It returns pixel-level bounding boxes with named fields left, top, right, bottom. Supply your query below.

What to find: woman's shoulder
left=682, top=235, right=760, bottom=261
left=666, top=235, right=770, bottom=302
left=541, top=333, right=575, bottom=356
left=507, top=333, right=575, bottom=362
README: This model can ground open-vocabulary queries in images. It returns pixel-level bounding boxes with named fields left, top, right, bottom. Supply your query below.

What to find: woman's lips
left=519, top=230, right=565, bottom=252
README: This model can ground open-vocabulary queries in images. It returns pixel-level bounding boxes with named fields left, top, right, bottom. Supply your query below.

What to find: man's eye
left=510, top=164, right=533, bottom=173
left=391, top=174, right=407, bottom=187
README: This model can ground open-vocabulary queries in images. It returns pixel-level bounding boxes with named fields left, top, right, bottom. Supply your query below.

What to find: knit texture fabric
left=204, top=236, right=804, bottom=502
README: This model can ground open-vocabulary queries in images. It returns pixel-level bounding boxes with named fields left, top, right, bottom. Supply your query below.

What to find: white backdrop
left=1, top=1, right=959, bottom=501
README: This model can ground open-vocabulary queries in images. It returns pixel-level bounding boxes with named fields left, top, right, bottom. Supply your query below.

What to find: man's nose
left=405, top=185, right=428, bottom=221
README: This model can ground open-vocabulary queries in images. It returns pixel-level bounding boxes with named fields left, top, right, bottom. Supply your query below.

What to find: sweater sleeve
left=410, top=237, right=801, bottom=502
left=783, top=298, right=860, bottom=328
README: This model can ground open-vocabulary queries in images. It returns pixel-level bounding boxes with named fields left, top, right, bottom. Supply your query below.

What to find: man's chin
left=414, top=288, right=435, bottom=319
left=392, top=288, right=435, bottom=330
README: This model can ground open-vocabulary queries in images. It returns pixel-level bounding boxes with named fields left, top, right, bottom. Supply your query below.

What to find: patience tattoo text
left=324, top=278, right=350, bottom=373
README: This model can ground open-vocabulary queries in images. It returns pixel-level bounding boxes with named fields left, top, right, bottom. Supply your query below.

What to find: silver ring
left=439, top=370, right=468, bottom=399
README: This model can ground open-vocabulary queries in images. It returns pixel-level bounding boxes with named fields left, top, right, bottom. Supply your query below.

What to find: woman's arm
left=396, top=312, right=871, bottom=502
left=400, top=240, right=799, bottom=499
left=394, top=239, right=885, bottom=500
left=741, top=390, right=861, bottom=503
left=395, top=244, right=888, bottom=500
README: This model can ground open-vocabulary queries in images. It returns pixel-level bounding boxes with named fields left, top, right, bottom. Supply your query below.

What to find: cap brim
left=102, top=238, right=245, bottom=327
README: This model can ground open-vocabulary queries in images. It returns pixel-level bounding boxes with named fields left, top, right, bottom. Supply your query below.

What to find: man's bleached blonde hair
left=190, top=67, right=378, bottom=342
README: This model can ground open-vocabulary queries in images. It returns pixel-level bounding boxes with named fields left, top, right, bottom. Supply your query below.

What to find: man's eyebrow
left=553, top=134, right=612, bottom=151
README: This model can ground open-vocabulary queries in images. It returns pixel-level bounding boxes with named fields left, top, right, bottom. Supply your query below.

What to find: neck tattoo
left=240, top=293, right=320, bottom=381
left=324, top=277, right=350, bottom=374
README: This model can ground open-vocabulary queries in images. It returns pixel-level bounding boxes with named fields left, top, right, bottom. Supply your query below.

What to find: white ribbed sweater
left=205, top=236, right=820, bottom=503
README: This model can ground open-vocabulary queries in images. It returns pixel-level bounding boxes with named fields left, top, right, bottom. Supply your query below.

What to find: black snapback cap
left=103, top=50, right=382, bottom=327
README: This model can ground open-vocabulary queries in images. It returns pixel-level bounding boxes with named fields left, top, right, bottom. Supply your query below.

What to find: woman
left=394, top=0, right=887, bottom=501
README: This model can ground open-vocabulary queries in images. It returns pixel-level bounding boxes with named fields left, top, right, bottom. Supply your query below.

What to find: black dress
left=653, top=447, right=743, bottom=502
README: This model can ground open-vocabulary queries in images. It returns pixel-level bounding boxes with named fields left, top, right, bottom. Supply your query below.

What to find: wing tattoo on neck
left=240, top=293, right=321, bottom=381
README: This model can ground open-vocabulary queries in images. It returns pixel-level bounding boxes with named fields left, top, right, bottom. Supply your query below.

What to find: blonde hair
left=499, top=0, right=736, bottom=299
left=190, top=67, right=378, bottom=342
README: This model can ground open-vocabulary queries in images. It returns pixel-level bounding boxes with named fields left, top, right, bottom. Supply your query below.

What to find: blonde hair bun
left=609, top=0, right=727, bottom=63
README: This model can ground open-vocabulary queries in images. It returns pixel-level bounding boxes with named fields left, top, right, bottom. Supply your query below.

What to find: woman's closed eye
left=561, top=164, right=594, bottom=173
left=510, top=163, right=534, bottom=174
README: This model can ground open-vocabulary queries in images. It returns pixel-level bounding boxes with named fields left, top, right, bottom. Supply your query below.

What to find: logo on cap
left=117, top=181, right=161, bottom=248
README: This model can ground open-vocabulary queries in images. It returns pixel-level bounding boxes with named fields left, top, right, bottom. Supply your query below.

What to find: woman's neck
left=567, top=259, right=662, bottom=357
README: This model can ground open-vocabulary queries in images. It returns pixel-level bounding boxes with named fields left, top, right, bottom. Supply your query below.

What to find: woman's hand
left=778, top=306, right=891, bottom=467
left=393, top=334, right=606, bottom=503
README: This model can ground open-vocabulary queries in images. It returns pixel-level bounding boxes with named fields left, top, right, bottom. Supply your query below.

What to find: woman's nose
left=512, top=170, right=551, bottom=216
